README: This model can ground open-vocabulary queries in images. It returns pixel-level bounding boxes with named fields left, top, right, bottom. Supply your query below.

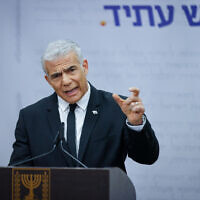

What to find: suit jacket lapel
left=46, top=93, right=61, bottom=141
left=78, top=85, right=100, bottom=161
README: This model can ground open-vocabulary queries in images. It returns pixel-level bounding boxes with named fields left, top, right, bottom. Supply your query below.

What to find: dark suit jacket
left=9, top=85, right=159, bottom=172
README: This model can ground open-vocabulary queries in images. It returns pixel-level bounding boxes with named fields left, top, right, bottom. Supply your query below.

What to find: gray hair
left=41, top=40, right=84, bottom=74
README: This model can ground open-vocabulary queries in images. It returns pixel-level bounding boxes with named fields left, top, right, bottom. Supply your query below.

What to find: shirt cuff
left=126, top=115, right=146, bottom=132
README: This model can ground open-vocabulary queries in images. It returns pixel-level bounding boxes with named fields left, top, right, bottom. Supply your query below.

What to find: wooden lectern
left=0, top=167, right=136, bottom=200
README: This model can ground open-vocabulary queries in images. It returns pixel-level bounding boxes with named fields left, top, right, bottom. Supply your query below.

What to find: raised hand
left=112, top=87, right=145, bottom=125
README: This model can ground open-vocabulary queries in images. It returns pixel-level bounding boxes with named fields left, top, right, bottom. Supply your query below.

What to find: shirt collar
left=58, top=83, right=91, bottom=112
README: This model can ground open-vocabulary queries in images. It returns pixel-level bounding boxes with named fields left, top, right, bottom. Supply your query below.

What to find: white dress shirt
left=58, top=83, right=145, bottom=156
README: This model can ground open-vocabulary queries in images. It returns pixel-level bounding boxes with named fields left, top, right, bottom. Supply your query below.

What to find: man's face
left=45, top=51, right=88, bottom=104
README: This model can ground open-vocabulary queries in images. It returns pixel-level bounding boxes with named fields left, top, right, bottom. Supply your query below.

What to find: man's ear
left=82, top=59, right=88, bottom=75
left=45, top=75, right=51, bottom=86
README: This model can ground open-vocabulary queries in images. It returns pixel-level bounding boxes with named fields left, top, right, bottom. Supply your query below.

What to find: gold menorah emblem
left=21, top=174, right=41, bottom=200
left=12, top=168, right=50, bottom=200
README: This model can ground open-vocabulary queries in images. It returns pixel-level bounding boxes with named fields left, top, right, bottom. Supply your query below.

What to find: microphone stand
left=11, top=144, right=57, bottom=166
left=60, top=140, right=88, bottom=168
left=11, top=122, right=88, bottom=168
left=10, top=130, right=61, bottom=166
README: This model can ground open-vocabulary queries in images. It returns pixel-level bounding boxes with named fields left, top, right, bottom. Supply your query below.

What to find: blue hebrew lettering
left=182, top=5, right=200, bottom=26
left=123, top=5, right=131, bottom=17
left=155, top=5, right=174, bottom=27
left=132, top=6, right=155, bottom=26
left=104, top=5, right=121, bottom=26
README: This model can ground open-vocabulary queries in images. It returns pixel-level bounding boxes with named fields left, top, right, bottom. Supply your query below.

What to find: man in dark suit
left=9, top=40, right=159, bottom=172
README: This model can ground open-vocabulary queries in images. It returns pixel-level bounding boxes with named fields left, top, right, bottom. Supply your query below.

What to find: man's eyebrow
left=49, top=64, right=78, bottom=75
left=63, top=65, right=77, bottom=71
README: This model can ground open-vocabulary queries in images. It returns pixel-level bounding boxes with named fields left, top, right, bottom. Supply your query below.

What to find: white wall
left=1, top=0, right=200, bottom=199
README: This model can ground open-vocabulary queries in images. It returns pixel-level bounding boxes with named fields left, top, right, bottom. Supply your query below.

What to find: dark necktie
left=67, top=103, right=77, bottom=158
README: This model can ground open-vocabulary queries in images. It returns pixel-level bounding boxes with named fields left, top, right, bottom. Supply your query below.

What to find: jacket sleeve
left=125, top=118, right=159, bottom=165
left=8, top=110, right=33, bottom=166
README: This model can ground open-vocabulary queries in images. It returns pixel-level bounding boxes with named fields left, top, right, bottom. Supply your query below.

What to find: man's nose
left=62, top=73, right=72, bottom=85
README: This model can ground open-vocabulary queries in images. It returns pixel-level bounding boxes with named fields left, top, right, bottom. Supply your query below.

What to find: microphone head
left=59, top=122, right=65, bottom=141
left=53, top=122, right=65, bottom=146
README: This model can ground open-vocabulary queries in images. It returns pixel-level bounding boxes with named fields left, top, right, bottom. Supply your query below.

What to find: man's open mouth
left=64, top=87, right=78, bottom=96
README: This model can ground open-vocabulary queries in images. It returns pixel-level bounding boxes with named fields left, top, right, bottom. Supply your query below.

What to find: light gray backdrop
left=0, top=0, right=200, bottom=199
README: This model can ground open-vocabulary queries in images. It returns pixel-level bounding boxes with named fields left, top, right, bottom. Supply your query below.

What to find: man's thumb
left=112, top=94, right=124, bottom=107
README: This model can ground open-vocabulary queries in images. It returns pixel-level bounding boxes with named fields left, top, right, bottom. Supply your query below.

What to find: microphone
left=10, top=122, right=87, bottom=168
left=10, top=124, right=62, bottom=166
left=59, top=122, right=88, bottom=168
